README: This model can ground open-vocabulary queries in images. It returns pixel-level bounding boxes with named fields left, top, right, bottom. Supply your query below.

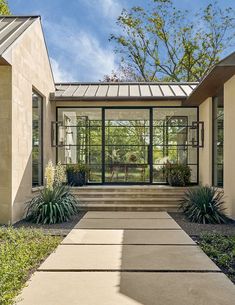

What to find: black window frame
left=212, top=92, right=224, bottom=187
left=56, top=106, right=199, bottom=185
left=32, top=90, right=43, bottom=187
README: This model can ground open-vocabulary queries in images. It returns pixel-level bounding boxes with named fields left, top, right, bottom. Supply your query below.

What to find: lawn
left=0, top=227, right=61, bottom=305
left=199, top=234, right=235, bottom=283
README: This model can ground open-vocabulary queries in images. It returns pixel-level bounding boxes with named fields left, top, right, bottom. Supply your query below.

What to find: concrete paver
left=17, top=272, right=235, bottom=305
left=16, top=211, right=235, bottom=305
left=62, top=229, right=195, bottom=245
left=84, top=211, right=171, bottom=219
left=38, top=244, right=219, bottom=271
left=74, top=218, right=181, bottom=229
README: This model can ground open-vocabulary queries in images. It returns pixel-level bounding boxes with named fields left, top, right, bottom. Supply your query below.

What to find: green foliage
left=180, top=185, right=229, bottom=224
left=0, top=227, right=61, bottom=305
left=0, top=0, right=10, bottom=15
left=165, top=162, right=191, bottom=186
left=26, top=184, right=79, bottom=224
left=199, top=234, right=235, bottom=283
left=66, top=163, right=89, bottom=174
left=110, top=0, right=235, bottom=81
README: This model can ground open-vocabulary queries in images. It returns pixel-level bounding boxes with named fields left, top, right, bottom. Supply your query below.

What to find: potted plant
left=165, top=162, right=191, bottom=187
left=66, top=163, right=89, bottom=186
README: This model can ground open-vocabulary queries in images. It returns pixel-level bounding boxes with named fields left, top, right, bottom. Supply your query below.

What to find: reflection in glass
left=153, top=108, right=198, bottom=183
left=32, top=91, right=43, bottom=186
left=57, top=108, right=102, bottom=183
left=105, top=109, right=150, bottom=183
left=213, top=94, right=224, bottom=187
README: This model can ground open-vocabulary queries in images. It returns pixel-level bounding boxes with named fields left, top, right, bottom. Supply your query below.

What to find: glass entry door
left=104, top=109, right=150, bottom=183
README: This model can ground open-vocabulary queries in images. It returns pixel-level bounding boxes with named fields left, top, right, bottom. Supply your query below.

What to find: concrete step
left=76, top=197, right=182, bottom=203
left=72, top=186, right=187, bottom=192
left=78, top=203, right=179, bottom=212
left=73, top=192, right=184, bottom=198
left=73, top=185, right=186, bottom=212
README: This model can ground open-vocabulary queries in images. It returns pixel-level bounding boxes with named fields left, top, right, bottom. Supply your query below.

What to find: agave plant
left=26, top=184, right=78, bottom=224
left=180, top=185, right=229, bottom=224
left=26, top=161, right=78, bottom=224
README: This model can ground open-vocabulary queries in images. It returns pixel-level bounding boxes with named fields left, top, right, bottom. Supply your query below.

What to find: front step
left=78, top=204, right=178, bottom=212
left=72, top=186, right=186, bottom=212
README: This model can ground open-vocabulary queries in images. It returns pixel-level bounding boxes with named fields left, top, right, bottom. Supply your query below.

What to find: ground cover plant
left=0, top=227, right=61, bottom=305
left=199, top=233, right=235, bottom=283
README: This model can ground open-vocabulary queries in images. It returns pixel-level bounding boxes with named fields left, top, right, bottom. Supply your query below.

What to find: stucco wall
left=224, top=75, right=235, bottom=218
left=0, top=66, right=12, bottom=224
left=199, top=97, right=212, bottom=185
left=5, top=19, right=55, bottom=224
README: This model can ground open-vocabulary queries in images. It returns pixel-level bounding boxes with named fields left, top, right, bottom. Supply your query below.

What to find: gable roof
left=184, top=52, right=235, bottom=105
left=0, top=16, right=39, bottom=58
left=51, top=82, right=198, bottom=101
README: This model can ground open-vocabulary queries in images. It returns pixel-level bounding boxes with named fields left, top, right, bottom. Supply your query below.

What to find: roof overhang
left=184, top=52, right=235, bottom=106
left=50, top=93, right=187, bottom=102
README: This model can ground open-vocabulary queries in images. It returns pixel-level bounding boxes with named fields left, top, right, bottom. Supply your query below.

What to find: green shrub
left=180, top=185, right=229, bottom=224
left=26, top=184, right=78, bottom=224
left=165, top=162, right=191, bottom=186
left=0, top=227, right=61, bottom=305
left=66, top=163, right=89, bottom=174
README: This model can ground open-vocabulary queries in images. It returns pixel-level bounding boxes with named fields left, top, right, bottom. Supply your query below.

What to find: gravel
left=170, top=212, right=235, bottom=237
left=13, top=212, right=86, bottom=236
left=10, top=211, right=235, bottom=237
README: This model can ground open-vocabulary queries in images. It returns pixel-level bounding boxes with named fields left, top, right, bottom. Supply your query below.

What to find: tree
left=0, top=0, right=11, bottom=15
left=102, top=63, right=142, bottom=82
left=110, top=0, right=235, bottom=82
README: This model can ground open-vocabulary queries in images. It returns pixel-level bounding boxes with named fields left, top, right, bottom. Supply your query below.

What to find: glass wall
left=32, top=91, right=43, bottom=186
left=56, top=107, right=198, bottom=184
left=153, top=108, right=198, bottom=183
left=105, top=109, right=150, bottom=183
left=213, top=94, right=224, bottom=187
left=57, top=108, right=102, bottom=183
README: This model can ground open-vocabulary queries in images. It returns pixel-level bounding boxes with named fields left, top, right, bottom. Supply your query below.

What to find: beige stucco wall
left=199, top=97, right=212, bottom=185
left=0, top=19, right=55, bottom=224
left=0, top=66, right=12, bottom=224
left=224, top=75, right=235, bottom=218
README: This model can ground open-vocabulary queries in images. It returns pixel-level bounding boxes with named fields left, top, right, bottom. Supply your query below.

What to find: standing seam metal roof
left=0, top=16, right=39, bottom=56
left=53, top=82, right=198, bottom=100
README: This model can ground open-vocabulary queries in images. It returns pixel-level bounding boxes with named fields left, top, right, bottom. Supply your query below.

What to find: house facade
left=0, top=16, right=235, bottom=224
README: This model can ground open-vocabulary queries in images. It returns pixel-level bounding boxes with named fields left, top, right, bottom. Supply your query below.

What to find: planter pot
left=167, top=175, right=185, bottom=187
left=67, top=171, right=86, bottom=187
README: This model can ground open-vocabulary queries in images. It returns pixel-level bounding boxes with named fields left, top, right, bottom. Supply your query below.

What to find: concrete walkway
left=17, top=212, right=235, bottom=305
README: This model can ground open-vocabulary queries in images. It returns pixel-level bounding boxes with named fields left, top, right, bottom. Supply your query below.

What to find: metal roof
left=0, top=16, right=39, bottom=56
left=52, top=82, right=198, bottom=101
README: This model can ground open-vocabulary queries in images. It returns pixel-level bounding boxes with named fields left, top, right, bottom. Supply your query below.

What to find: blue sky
left=8, top=0, right=235, bottom=82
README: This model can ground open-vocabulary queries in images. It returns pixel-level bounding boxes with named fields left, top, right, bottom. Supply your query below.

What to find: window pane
left=32, top=91, right=43, bottom=186
left=152, top=108, right=198, bottom=183
left=57, top=108, right=102, bottom=183
left=213, top=94, right=224, bottom=187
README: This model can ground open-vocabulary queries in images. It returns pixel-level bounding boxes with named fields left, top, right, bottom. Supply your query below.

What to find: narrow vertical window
left=32, top=91, right=43, bottom=186
left=213, top=93, right=224, bottom=187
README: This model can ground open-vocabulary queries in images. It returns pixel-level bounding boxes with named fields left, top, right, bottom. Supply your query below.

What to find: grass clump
left=199, top=233, right=235, bottom=283
left=0, top=227, right=61, bottom=305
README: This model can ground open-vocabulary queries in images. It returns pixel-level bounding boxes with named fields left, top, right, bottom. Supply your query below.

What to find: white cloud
left=88, top=0, right=122, bottom=19
left=50, top=57, right=73, bottom=82
left=44, top=18, right=118, bottom=81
